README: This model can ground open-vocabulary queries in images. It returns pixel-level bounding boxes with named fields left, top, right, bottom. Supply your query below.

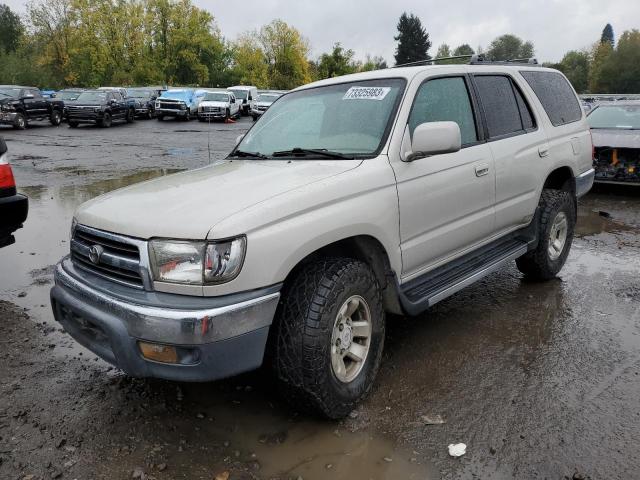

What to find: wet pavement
left=1, top=118, right=639, bottom=480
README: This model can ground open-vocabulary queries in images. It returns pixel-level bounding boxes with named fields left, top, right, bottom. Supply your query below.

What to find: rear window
left=520, top=71, right=582, bottom=126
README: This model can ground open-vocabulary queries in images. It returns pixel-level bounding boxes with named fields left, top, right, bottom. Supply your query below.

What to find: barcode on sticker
left=343, top=86, right=391, bottom=101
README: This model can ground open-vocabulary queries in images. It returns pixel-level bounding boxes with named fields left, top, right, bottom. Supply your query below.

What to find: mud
left=1, top=118, right=639, bottom=479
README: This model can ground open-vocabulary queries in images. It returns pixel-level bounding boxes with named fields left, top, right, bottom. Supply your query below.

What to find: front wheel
left=126, top=108, right=135, bottom=123
left=50, top=110, right=62, bottom=126
left=100, top=112, right=112, bottom=128
left=271, top=258, right=385, bottom=419
left=13, top=113, right=27, bottom=130
left=516, top=189, right=576, bottom=280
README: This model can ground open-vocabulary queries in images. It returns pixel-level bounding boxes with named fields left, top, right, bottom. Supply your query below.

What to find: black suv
left=128, top=88, right=159, bottom=119
left=0, top=85, right=65, bottom=129
left=0, top=137, right=28, bottom=247
left=64, top=90, right=135, bottom=128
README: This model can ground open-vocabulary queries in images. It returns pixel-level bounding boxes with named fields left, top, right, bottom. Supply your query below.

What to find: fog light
left=138, top=341, right=178, bottom=364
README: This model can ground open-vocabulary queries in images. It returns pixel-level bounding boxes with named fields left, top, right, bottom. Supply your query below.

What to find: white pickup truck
left=51, top=60, right=594, bottom=418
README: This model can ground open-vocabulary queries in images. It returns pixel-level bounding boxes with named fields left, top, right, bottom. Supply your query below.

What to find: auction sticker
left=343, top=86, right=391, bottom=101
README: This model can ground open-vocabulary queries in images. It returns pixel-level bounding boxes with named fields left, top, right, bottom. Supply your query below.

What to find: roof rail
left=393, top=55, right=474, bottom=68
left=469, top=54, right=539, bottom=66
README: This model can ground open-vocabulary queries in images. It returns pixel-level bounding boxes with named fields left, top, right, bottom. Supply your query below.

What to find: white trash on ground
left=448, top=443, right=467, bottom=457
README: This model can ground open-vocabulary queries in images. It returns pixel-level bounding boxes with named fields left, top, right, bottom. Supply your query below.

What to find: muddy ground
left=0, top=118, right=639, bottom=480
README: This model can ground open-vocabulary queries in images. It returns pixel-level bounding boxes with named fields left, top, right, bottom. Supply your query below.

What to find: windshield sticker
left=343, top=86, right=391, bottom=101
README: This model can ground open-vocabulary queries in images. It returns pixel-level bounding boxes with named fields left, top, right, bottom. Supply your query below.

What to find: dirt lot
left=1, top=118, right=639, bottom=480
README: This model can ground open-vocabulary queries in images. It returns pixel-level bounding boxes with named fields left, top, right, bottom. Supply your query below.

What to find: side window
left=408, top=77, right=478, bottom=145
left=113, top=92, right=123, bottom=102
left=520, top=70, right=582, bottom=126
left=474, top=75, right=524, bottom=138
left=30, top=89, right=43, bottom=99
left=513, top=84, right=535, bottom=130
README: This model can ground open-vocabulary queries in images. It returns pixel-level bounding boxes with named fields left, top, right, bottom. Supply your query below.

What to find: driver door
left=391, top=75, right=496, bottom=280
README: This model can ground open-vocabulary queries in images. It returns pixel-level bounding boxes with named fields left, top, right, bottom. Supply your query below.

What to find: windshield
left=588, top=105, right=640, bottom=130
left=203, top=92, right=229, bottom=102
left=58, top=90, right=82, bottom=100
left=235, top=79, right=406, bottom=158
left=128, top=89, right=153, bottom=99
left=161, top=90, right=190, bottom=100
left=0, top=88, right=20, bottom=98
left=75, top=92, right=108, bottom=102
left=230, top=90, right=247, bottom=100
left=257, top=94, right=280, bottom=103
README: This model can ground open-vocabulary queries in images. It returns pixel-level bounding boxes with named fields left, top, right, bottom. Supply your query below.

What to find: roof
left=294, top=64, right=561, bottom=92
left=228, top=85, right=257, bottom=90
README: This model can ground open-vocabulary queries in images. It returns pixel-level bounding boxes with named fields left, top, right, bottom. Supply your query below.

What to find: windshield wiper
left=229, top=149, right=270, bottom=159
left=272, top=147, right=355, bottom=160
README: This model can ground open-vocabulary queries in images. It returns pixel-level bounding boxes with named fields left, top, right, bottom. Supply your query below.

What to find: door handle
left=538, top=147, right=549, bottom=158
left=475, top=164, right=490, bottom=177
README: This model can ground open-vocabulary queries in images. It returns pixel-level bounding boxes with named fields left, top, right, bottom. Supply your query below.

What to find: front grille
left=202, top=106, right=221, bottom=113
left=67, top=106, right=96, bottom=114
left=70, top=226, right=144, bottom=288
left=158, top=101, right=183, bottom=111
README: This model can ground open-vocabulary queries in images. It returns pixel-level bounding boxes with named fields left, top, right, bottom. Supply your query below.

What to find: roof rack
left=393, top=54, right=540, bottom=68
left=469, top=54, right=539, bottom=65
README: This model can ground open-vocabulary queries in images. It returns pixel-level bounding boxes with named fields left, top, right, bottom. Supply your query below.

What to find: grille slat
left=71, top=226, right=144, bottom=288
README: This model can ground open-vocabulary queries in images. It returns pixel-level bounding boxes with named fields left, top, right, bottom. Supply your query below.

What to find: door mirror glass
left=0, top=137, right=7, bottom=156
left=406, top=121, right=461, bottom=161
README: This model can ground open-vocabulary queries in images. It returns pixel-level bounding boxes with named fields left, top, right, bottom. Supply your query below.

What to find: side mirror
left=248, top=95, right=253, bottom=101
left=404, top=121, right=461, bottom=162
left=0, top=137, right=7, bottom=156
left=23, top=94, right=34, bottom=100
left=235, top=134, right=244, bottom=145
left=50, top=93, right=57, bottom=98
left=231, top=98, right=235, bottom=104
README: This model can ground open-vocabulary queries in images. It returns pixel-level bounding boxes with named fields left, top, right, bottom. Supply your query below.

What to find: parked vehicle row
left=0, top=85, right=64, bottom=129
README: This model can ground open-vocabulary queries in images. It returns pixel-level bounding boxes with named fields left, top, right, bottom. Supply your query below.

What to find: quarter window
left=520, top=70, right=582, bottom=126
left=409, top=77, right=478, bottom=145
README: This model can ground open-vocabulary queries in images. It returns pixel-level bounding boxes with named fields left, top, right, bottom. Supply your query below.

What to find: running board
left=399, top=237, right=529, bottom=316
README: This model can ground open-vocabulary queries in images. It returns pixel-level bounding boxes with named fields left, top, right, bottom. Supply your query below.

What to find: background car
left=587, top=101, right=640, bottom=184
left=64, top=89, right=134, bottom=128
left=228, top=85, right=258, bottom=116
left=155, top=89, right=198, bottom=120
left=0, top=85, right=64, bottom=129
left=127, top=88, right=158, bottom=119
left=55, top=88, right=85, bottom=102
left=251, top=91, right=284, bottom=121
left=0, top=137, right=28, bottom=247
left=197, top=90, right=240, bottom=121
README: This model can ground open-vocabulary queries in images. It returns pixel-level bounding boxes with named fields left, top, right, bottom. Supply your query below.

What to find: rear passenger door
left=110, top=92, right=126, bottom=119
left=393, top=75, right=496, bottom=279
left=471, top=74, right=548, bottom=233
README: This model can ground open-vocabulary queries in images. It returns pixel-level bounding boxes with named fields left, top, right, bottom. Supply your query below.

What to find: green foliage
left=316, top=43, right=358, bottom=78
left=0, top=3, right=24, bottom=53
left=258, top=19, right=311, bottom=90
left=596, top=30, right=640, bottom=93
left=589, top=40, right=613, bottom=93
left=360, top=55, right=387, bottom=71
left=555, top=50, right=590, bottom=93
left=394, top=12, right=431, bottom=65
left=486, top=34, right=534, bottom=61
left=601, top=23, right=614, bottom=47
left=453, top=44, right=474, bottom=56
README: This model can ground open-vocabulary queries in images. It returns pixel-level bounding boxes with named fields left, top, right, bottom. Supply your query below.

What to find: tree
left=360, top=55, right=387, bottom=71
left=597, top=30, right=640, bottom=93
left=394, top=12, right=431, bottom=65
left=589, top=40, right=613, bottom=93
left=556, top=50, right=590, bottom=93
left=601, top=23, right=614, bottom=47
left=316, top=43, right=358, bottom=79
left=486, top=34, right=534, bottom=61
left=231, top=33, right=269, bottom=88
left=0, top=4, right=23, bottom=53
left=258, top=19, right=311, bottom=89
left=453, top=44, right=474, bottom=56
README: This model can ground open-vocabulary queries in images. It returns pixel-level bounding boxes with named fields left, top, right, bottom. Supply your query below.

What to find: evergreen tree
left=601, top=23, right=614, bottom=47
left=394, top=12, right=431, bottom=65
left=0, top=3, right=23, bottom=53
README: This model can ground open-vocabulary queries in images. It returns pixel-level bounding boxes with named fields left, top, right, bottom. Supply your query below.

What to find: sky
left=4, top=0, right=640, bottom=63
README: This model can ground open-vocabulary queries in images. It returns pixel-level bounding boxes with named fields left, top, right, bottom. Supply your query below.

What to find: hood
left=591, top=129, right=640, bottom=149
left=256, top=101, right=273, bottom=107
left=75, top=159, right=362, bottom=240
left=199, top=101, right=228, bottom=108
left=65, top=100, right=102, bottom=107
left=160, top=92, right=191, bottom=102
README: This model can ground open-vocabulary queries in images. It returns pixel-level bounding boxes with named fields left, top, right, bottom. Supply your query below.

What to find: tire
left=126, top=108, right=135, bottom=123
left=50, top=110, right=62, bottom=126
left=516, top=189, right=576, bottom=280
left=147, top=109, right=154, bottom=120
left=271, top=258, right=385, bottom=419
left=252, top=115, right=258, bottom=122
left=225, top=108, right=230, bottom=121
left=100, top=112, right=112, bottom=128
left=68, top=121, right=79, bottom=128
left=13, top=113, right=27, bottom=130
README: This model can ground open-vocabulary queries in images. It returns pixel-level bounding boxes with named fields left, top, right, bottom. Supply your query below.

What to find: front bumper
left=50, top=258, right=281, bottom=381
left=251, top=109, right=266, bottom=117
left=198, top=111, right=226, bottom=119
left=576, top=168, right=595, bottom=198
left=0, top=111, right=18, bottom=125
left=66, top=112, right=102, bottom=124
left=156, top=108, right=188, bottom=117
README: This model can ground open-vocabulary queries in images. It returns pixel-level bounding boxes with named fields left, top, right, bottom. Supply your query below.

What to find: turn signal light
left=138, top=341, right=178, bottom=364
left=0, top=164, right=15, bottom=189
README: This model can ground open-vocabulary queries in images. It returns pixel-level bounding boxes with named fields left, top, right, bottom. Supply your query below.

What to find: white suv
left=197, top=91, right=240, bottom=121
left=51, top=62, right=594, bottom=418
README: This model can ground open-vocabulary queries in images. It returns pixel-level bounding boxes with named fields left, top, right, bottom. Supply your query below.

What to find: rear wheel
left=50, top=110, right=62, bottom=126
left=13, top=113, right=27, bottom=130
left=516, top=189, right=576, bottom=280
left=100, top=112, right=112, bottom=128
left=271, top=258, right=385, bottom=419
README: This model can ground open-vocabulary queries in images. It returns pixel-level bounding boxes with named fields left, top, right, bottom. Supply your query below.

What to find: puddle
left=166, top=147, right=195, bottom=156
left=575, top=206, right=637, bottom=237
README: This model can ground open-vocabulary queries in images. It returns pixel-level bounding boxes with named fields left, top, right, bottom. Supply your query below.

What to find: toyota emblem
left=88, top=244, right=104, bottom=265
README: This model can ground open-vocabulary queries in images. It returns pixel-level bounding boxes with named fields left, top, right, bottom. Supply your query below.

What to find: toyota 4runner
left=51, top=61, right=594, bottom=418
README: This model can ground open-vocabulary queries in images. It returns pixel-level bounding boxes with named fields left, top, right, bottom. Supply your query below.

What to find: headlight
left=149, top=237, right=246, bottom=285
left=70, top=217, right=77, bottom=241
left=1, top=104, right=15, bottom=111
left=180, top=103, right=187, bottom=110
left=94, top=107, right=100, bottom=112
left=155, top=101, right=160, bottom=108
